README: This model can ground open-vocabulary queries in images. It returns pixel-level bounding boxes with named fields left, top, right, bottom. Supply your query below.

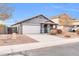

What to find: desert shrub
left=49, top=29, right=58, bottom=35
left=57, top=29, right=62, bottom=34
left=76, top=29, right=79, bottom=35
left=64, top=35, right=71, bottom=38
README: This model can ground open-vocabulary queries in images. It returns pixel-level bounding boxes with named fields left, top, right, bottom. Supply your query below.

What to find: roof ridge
left=11, top=14, right=51, bottom=26
left=51, top=13, right=72, bottom=19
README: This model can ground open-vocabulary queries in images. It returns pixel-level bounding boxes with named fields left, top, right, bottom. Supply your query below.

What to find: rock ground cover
left=0, top=34, right=38, bottom=46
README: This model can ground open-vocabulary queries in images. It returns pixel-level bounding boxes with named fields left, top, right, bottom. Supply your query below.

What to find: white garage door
left=22, top=25, right=40, bottom=34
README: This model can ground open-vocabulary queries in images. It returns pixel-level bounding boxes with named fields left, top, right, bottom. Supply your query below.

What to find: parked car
left=69, top=25, right=79, bottom=32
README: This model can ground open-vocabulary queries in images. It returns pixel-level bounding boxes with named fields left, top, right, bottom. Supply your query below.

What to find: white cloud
left=52, top=5, right=79, bottom=12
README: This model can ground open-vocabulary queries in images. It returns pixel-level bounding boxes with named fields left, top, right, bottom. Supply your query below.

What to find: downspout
left=20, top=23, right=23, bottom=34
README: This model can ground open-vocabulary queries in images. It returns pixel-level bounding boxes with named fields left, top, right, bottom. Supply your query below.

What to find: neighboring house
left=51, top=13, right=79, bottom=31
left=0, top=24, right=7, bottom=34
left=0, top=20, right=13, bottom=34
left=51, top=13, right=73, bottom=26
left=11, top=14, right=58, bottom=34
left=0, top=20, right=7, bottom=34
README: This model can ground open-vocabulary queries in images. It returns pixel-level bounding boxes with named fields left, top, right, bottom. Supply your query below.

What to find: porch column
left=40, top=23, right=44, bottom=34
left=55, top=24, right=57, bottom=29
left=40, top=23, right=42, bottom=33
left=20, top=23, right=23, bottom=34
left=47, top=24, right=50, bottom=33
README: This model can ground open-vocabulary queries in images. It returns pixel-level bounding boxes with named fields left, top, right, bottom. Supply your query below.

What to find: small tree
left=0, top=4, right=14, bottom=20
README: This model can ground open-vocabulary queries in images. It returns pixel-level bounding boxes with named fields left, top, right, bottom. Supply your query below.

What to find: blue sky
left=4, top=3, right=79, bottom=26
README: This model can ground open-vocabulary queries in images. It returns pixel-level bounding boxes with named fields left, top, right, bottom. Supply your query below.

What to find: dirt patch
left=0, top=34, right=38, bottom=46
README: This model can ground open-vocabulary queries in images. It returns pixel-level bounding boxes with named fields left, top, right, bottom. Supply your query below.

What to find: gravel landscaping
left=0, top=34, right=38, bottom=46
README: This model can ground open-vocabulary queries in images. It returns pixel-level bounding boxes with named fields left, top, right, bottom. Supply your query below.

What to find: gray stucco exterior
left=22, top=15, right=49, bottom=26
left=11, top=14, right=56, bottom=34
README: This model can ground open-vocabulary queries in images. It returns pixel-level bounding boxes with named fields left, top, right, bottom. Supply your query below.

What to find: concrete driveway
left=26, top=34, right=79, bottom=45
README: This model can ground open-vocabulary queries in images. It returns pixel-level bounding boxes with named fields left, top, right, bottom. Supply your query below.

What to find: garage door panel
left=22, top=25, right=40, bottom=34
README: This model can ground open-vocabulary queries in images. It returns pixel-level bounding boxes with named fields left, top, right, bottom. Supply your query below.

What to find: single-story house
left=11, top=14, right=58, bottom=34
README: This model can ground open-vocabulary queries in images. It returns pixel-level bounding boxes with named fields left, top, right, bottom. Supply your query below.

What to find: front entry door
left=44, top=24, right=48, bottom=33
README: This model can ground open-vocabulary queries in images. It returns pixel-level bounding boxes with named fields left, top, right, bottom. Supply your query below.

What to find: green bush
left=49, top=29, right=58, bottom=35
